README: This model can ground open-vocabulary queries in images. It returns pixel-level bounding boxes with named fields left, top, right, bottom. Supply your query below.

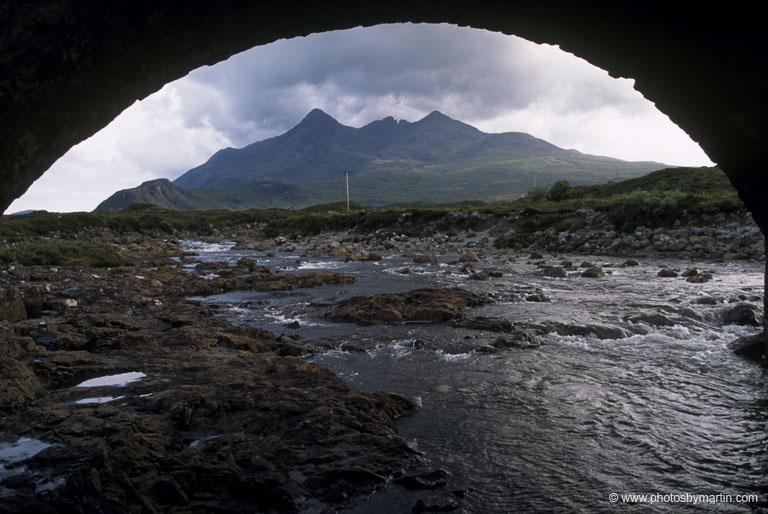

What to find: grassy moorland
left=0, top=166, right=748, bottom=265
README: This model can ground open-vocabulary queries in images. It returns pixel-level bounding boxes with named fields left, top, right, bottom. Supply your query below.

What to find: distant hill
left=94, top=179, right=211, bottom=212
left=96, top=109, right=667, bottom=211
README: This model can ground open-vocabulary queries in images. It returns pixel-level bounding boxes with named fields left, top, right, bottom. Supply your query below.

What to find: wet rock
left=195, top=260, right=230, bottom=271
left=581, top=267, right=605, bottom=278
left=692, top=296, right=721, bottom=305
left=455, top=317, right=514, bottom=332
left=412, top=254, right=438, bottom=264
left=493, top=334, right=539, bottom=349
left=729, top=332, right=765, bottom=361
left=245, top=271, right=355, bottom=291
left=548, top=322, right=630, bottom=340
left=469, top=273, right=490, bottom=281
left=686, top=272, right=713, bottom=283
left=529, top=252, right=544, bottom=260
left=681, top=268, right=699, bottom=277
left=459, top=263, right=476, bottom=274
left=525, top=293, right=549, bottom=302
left=623, top=259, right=640, bottom=266
left=627, top=313, right=675, bottom=327
left=657, top=268, right=678, bottom=278
left=395, top=469, right=450, bottom=490
left=459, top=252, right=480, bottom=263
left=541, top=266, right=567, bottom=278
left=411, top=499, right=460, bottom=513
left=487, top=270, right=503, bottom=278
left=345, top=250, right=382, bottom=262
left=722, top=303, right=763, bottom=326
left=398, top=267, right=412, bottom=274
left=326, top=288, right=484, bottom=325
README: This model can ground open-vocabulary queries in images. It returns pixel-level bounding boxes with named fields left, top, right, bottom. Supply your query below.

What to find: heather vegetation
left=0, top=167, right=747, bottom=259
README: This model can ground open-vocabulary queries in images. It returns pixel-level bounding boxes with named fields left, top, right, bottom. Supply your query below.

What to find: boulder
left=412, top=254, right=438, bottom=264
left=657, top=268, right=678, bottom=278
left=326, top=288, right=484, bottom=325
left=581, top=267, right=605, bottom=278
left=541, top=266, right=567, bottom=278
left=686, top=272, right=713, bottom=283
left=722, top=303, right=763, bottom=326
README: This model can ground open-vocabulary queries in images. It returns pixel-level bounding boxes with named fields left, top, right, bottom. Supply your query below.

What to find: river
left=184, top=240, right=767, bottom=513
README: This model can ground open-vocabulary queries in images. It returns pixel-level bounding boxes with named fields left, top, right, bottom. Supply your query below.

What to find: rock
left=581, top=267, right=605, bottom=278
left=458, top=252, right=480, bottom=263
left=245, top=271, right=355, bottom=291
left=657, top=268, right=678, bottom=278
left=529, top=252, right=544, bottom=260
left=469, top=273, right=490, bottom=281
left=579, top=261, right=595, bottom=268
left=395, top=469, right=450, bottom=490
left=326, top=288, right=484, bottom=325
left=692, top=296, right=720, bottom=305
left=0, top=286, right=27, bottom=321
left=0, top=358, right=44, bottom=413
left=627, top=313, right=675, bottom=327
left=541, top=266, right=567, bottom=278
left=729, top=332, right=766, bottom=361
left=411, top=499, right=460, bottom=513
left=412, top=254, right=438, bottom=264
left=622, top=259, right=640, bottom=266
left=493, top=334, right=539, bottom=349
left=487, top=270, right=503, bottom=278
left=345, top=250, right=382, bottom=262
left=525, top=294, right=549, bottom=302
left=681, top=268, right=699, bottom=277
left=722, top=303, right=763, bottom=326
left=686, top=272, right=713, bottom=283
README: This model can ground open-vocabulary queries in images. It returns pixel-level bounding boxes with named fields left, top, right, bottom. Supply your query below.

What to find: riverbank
left=1, top=209, right=765, bottom=512
left=0, top=242, right=421, bottom=513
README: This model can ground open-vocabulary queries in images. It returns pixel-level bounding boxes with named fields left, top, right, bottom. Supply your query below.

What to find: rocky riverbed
left=0, top=242, right=425, bottom=513
left=0, top=212, right=765, bottom=512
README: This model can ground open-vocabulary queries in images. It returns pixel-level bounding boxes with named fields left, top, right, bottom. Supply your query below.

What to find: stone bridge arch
left=1, top=1, right=766, bottom=233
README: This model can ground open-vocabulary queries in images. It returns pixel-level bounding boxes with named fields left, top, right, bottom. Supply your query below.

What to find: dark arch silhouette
left=1, top=3, right=765, bottom=254
left=2, top=2, right=765, bottom=223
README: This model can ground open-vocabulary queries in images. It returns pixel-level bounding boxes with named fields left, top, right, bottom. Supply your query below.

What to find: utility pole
left=339, top=170, right=352, bottom=211
left=345, top=170, right=350, bottom=211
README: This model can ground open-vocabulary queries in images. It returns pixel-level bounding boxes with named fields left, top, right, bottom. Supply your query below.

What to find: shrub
left=548, top=181, right=572, bottom=202
left=0, top=241, right=130, bottom=267
left=526, top=186, right=549, bottom=202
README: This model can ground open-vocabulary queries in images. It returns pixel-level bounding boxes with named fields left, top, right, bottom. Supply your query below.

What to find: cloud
left=7, top=23, right=713, bottom=213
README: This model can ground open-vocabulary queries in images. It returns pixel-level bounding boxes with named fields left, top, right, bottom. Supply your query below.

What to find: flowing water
left=186, top=241, right=768, bottom=513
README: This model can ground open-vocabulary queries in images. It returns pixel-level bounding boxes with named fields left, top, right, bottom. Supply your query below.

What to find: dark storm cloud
left=182, top=23, right=637, bottom=145
left=8, top=23, right=712, bottom=214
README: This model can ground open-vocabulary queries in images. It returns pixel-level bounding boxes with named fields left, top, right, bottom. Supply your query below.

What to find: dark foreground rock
left=0, top=257, right=418, bottom=513
left=326, top=288, right=485, bottom=325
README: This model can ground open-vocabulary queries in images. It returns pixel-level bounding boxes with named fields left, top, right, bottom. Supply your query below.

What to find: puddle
left=73, top=396, right=125, bottom=404
left=0, top=438, right=51, bottom=467
left=75, top=372, right=146, bottom=388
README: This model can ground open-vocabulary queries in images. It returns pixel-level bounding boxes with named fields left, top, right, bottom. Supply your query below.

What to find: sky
left=7, top=23, right=714, bottom=214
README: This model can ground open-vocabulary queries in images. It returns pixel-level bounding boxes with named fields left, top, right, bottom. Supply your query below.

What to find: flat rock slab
left=326, top=288, right=485, bottom=325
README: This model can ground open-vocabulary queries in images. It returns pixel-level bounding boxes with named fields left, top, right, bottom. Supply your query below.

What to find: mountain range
left=95, top=109, right=666, bottom=211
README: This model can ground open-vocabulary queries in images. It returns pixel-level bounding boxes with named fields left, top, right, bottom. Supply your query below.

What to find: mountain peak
left=424, top=110, right=450, bottom=120
left=300, top=108, right=339, bottom=125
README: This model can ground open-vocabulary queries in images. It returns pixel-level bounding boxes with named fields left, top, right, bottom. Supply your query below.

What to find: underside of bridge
left=1, top=2, right=767, bottom=325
